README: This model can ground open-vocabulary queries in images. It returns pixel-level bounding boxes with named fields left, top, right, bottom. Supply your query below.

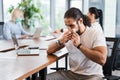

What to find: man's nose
left=68, top=27, right=72, bottom=31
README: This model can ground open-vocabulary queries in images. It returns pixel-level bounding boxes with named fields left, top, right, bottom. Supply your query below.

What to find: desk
left=0, top=49, right=68, bottom=80
left=0, top=50, right=57, bottom=80
left=0, top=40, right=28, bottom=52
left=0, top=37, right=68, bottom=80
left=0, top=36, right=54, bottom=52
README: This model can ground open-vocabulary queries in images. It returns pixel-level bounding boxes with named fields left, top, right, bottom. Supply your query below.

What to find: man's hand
left=72, top=31, right=80, bottom=47
left=59, top=30, right=73, bottom=44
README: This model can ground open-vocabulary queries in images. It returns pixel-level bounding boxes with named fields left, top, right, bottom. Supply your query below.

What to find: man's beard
left=76, top=24, right=81, bottom=35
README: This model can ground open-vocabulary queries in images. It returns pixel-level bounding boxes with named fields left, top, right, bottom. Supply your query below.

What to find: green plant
left=8, top=0, right=43, bottom=28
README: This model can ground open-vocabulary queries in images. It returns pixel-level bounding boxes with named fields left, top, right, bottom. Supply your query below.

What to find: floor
left=113, top=70, right=120, bottom=76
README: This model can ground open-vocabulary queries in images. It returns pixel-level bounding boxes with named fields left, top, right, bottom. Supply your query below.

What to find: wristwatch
left=77, top=43, right=82, bottom=49
left=56, top=40, right=61, bottom=45
left=60, top=28, right=63, bottom=33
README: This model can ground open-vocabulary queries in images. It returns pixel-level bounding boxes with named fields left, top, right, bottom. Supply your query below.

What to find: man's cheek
left=72, top=29, right=77, bottom=32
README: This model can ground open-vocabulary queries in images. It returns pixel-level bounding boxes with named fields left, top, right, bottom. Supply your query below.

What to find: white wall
left=104, top=0, right=117, bottom=37
left=83, top=0, right=89, bottom=14
left=116, top=0, right=120, bottom=37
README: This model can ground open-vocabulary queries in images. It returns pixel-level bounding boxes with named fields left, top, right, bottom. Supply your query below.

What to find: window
left=0, top=0, right=3, bottom=22
left=104, top=0, right=116, bottom=37
left=39, top=0, right=50, bottom=36
left=55, top=0, right=66, bottom=30
left=3, top=0, right=21, bottom=22
left=116, top=0, right=120, bottom=37
left=88, top=0, right=104, bottom=10
left=70, top=0, right=82, bottom=10
left=3, top=0, right=50, bottom=35
left=36, top=0, right=66, bottom=36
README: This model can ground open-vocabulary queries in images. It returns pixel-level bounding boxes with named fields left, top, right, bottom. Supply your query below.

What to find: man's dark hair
left=64, top=7, right=91, bottom=27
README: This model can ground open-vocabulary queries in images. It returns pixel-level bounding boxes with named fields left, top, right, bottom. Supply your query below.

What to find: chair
left=50, top=53, right=68, bottom=71
left=103, top=37, right=120, bottom=80
left=0, top=22, right=4, bottom=39
left=113, top=38, right=120, bottom=71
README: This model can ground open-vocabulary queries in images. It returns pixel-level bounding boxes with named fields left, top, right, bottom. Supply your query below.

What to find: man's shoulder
left=85, top=26, right=104, bottom=39
left=85, top=26, right=97, bottom=34
left=89, top=26, right=103, bottom=33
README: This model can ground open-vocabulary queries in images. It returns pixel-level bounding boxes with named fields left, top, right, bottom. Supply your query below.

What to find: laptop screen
left=11, top=34, right=19, bottom=49
left=11, top=34, right=40, bottom=56
left=33, top=27, right=42, bottom=38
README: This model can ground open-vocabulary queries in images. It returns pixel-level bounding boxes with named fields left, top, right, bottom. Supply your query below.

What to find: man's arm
left=78, top=45, right=107, bottom=66
left=72, top=31, right=107, bottom=66
left=47, top=30, right=73, bottom=54
left=47, top=40, right=65, bottom=54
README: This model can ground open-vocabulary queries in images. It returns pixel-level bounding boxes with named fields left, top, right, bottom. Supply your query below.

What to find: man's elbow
left=100, top=59, right=106, bottom=66
left=47, top=49, right=52, bottom=55
left=47, top=48, right=56, bottom=55
left=98, top=48, right=107, bottom=66
left=99, top=56, right=107, bottom=66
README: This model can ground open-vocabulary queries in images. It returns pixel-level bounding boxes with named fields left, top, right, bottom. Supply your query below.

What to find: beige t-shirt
left=65, top=26, right=106, bottom=76
left=91, top=22, right=103, bottom=32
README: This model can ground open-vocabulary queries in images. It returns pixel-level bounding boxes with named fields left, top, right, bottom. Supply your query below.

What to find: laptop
left=32, top=27, right=42, bottom=38
left=11, top=34, right=40, bottom=56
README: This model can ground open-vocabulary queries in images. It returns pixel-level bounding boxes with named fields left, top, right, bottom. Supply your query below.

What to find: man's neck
left=80, top=25, right=86, bottom=35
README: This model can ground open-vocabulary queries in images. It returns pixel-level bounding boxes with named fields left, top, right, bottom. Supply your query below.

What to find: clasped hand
left=59, top=30, right=80, bottom=47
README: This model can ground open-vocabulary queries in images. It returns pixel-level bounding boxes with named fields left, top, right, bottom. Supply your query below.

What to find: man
left=47, top=7, right=107, bottom=80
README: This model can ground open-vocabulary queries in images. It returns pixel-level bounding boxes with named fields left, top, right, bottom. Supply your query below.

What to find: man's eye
left=69, top=25, right=74, bottom=29
left=69, top=25, right=73, bottom=27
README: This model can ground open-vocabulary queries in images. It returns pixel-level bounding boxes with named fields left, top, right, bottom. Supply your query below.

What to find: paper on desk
left=41, top=36, right=56, bottom=41
left=53, top=47, right=69, bottom=57
left=0, top=51, right=17, bottom=59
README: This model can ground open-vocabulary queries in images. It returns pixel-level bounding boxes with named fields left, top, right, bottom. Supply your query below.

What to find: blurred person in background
left=3, top=8, right=32, bottom=40
left=87, top=7, right=103, bottom=31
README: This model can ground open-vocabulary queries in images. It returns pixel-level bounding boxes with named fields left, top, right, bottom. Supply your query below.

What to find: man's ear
left=79, top=18, right=83, bottom=23
left=78, top=18, right=83, bottom=25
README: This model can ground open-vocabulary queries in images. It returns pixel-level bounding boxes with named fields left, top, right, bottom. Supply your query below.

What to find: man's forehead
left=64, top=18, right=76, bottom=24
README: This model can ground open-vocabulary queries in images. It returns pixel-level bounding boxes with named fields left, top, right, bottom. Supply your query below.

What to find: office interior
left=1, top=0, right=120, bottom=37
left=0, top=0, right=120, bottom=79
